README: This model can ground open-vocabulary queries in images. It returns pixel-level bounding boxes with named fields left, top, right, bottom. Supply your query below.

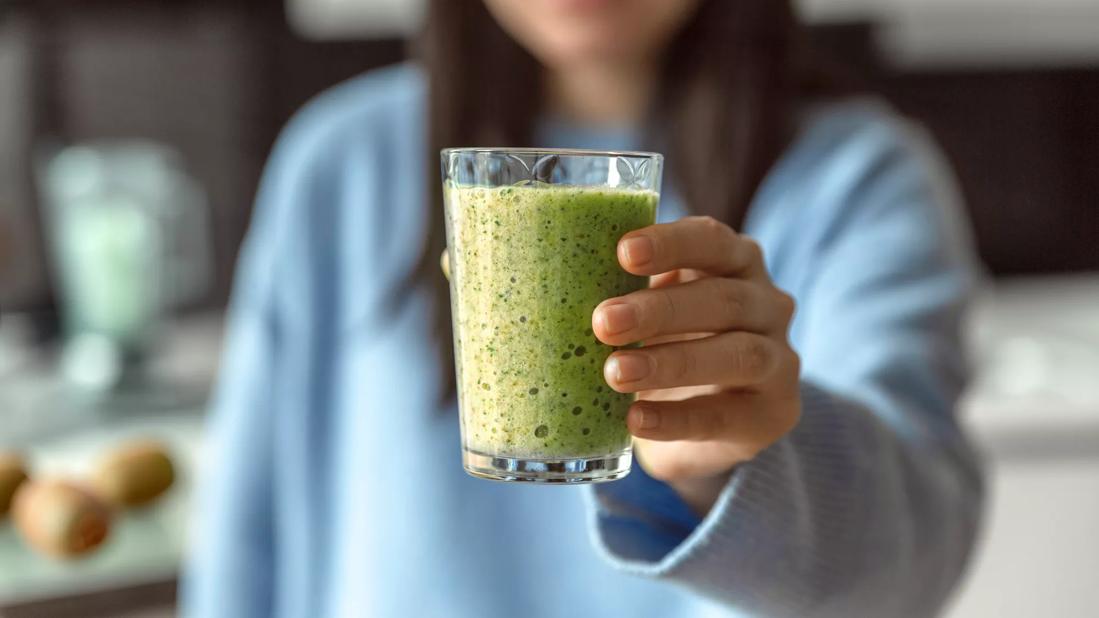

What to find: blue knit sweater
left=182, top=64, right=983, bottom=618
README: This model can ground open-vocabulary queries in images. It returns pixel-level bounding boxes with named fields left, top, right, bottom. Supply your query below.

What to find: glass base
left=463, top=447, right=631, bottom=484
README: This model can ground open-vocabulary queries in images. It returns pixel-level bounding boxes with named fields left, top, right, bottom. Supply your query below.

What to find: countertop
left=961, top=273, right=1099, bottom=457
left=0, top=313, right=220, bottom=609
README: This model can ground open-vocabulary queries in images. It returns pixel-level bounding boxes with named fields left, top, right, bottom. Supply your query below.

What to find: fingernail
left=620, top=236, right=654, bottom=267
left=597, top=303, right=638, bottom=335
left=630, top=406, right=660, bottom=430
left=606, top=354, right=651, bottom=383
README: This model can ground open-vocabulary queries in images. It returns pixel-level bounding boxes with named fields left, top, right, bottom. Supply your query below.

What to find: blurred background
left=0, top=0, right=1096, bottom=616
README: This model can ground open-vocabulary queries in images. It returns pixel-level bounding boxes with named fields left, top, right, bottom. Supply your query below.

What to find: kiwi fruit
left=12, top=479, right=112, bottom=558
left=0, top=452, right=30, bottom=517
left=92, top=440, right=175, bottom=508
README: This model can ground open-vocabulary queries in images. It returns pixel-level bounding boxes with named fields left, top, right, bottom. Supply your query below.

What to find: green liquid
left=446, top=183, right=658, bottom=458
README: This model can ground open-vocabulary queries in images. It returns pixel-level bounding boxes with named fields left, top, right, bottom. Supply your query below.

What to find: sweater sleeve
left=179, top=112, right=316, bottom=618
left=590, top=107, right=985, bottom=618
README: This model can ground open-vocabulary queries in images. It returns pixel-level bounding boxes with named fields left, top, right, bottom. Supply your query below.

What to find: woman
left=183, top=0, right=983, bottom=616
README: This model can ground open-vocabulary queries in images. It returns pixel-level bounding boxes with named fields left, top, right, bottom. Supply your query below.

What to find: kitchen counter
left=961, top=273, right=1099, bottom=452
left=949, top=273, right=1099, bottom=618
left=0, top=313, right=221, bottom=614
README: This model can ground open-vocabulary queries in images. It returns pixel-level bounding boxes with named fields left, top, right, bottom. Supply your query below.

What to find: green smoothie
left=446, top=183, right=658, bottom=459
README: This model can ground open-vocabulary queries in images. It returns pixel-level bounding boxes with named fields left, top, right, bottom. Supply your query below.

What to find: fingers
left=626, top=391, right=801, bottom=444
left=593, top=278, right=781, bottom=345
left=604, top=332, right=784, bottom=393
left=618, top=216, right=767, bottom=279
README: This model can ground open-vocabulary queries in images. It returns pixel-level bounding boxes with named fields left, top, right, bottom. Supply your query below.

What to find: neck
left=545, top=60, right=658, bottom=127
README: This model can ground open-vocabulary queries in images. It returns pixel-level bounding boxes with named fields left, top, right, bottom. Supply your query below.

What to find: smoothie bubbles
left=442, top=148, right=662, bottom=483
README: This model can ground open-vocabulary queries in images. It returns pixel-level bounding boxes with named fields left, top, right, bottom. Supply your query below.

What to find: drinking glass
left=442, top=148, right=663, bottom=483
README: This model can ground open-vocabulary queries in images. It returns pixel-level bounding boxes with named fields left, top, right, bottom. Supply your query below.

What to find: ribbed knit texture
left=592, top=385, right=983, bottom=617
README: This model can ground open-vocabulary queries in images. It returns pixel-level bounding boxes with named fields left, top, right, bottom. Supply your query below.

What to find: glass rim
left=441, top=147, right=663, bottom=161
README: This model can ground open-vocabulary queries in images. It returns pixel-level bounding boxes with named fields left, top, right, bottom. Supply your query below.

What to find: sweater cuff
left=587, top=453, right=703, bottom=562
left=588, top=383, right=842, bottom=611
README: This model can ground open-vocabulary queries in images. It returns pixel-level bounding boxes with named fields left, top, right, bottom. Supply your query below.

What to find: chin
left=537, top=30, right=637, bottom=69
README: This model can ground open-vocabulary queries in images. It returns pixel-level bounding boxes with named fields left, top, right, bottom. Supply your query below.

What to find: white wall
left=800, top=0, right=1099, bottom=19
left=286, top=0, right=424, bottom=38
left=802, top=0, right=1099, bottom=67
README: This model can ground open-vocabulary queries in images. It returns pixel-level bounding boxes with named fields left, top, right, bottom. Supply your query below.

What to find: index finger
left=618, top=216, right=767, bottom=280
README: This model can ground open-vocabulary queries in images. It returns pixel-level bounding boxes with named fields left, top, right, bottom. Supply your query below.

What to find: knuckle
left=776, top=399, right=802, bottom=436
left=652, top=287, right=678, bottom=332
left=691, top=216, right=732, bottom=245
left=697, top=215, right=724, bottom=233
left=775, top=289, right=796, bottom=321
left=743, top=237, right=764, bottom=265
left=766, top=346, right=799, bottom=387
left=715, top=279, right=748, bottom=323
left=688, top=215, right=720, bottom=228
left=667, top=344, right=697, bottom=383
left=686, top=407, right=716, bottom=438
left=733, top=337, right=771, bottom=380
left=701, top=216, right=736, bottom=245
left=785, top=349, right=802, bottom=382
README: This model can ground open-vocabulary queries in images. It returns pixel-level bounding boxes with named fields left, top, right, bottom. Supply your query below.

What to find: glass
left=442, top=148, right=663, bottom=483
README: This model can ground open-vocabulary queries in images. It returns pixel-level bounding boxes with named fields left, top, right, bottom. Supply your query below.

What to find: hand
left=593, top=217, right=801, bottom=516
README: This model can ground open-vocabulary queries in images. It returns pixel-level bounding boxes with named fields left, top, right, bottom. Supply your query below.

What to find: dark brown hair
left=417, top=0, right=827, bottom=396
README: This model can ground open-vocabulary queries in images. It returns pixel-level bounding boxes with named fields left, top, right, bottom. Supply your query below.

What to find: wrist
left=666, top=468, right=735, bottom=517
